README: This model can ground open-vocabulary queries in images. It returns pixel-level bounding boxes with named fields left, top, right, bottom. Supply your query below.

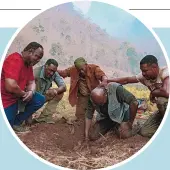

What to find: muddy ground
left=17, top=117, right=149, bottom=170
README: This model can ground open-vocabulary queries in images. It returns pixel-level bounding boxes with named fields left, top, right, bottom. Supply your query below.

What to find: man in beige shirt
left=108, top=55, right=169, bottom=138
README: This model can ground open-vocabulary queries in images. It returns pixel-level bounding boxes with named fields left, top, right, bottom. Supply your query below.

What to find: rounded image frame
left=0, top=0, right=170, bottom=170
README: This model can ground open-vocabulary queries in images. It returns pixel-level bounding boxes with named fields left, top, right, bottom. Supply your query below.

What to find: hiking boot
left=13, top=125, right=30, bottom=133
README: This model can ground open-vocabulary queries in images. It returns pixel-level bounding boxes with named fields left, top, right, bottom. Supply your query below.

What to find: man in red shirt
left=1, top=42, right=45, bottom=132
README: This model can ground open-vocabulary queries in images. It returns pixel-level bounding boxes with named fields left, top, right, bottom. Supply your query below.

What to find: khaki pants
left=139, top=97, right=168, bottom=138
left=35, top=89, right=64, bottom=123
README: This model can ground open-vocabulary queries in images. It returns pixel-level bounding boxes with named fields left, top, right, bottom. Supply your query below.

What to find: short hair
left=140, top=55, right=158, bottom=65
left=23, top=42, right=43, bottom=52
left=45, top=59, right=58, bottom=67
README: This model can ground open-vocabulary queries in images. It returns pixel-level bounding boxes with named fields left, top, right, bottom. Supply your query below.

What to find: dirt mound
left=18, top=118, right=149, bottom=169
left=20, top=118, right=84, bottom=151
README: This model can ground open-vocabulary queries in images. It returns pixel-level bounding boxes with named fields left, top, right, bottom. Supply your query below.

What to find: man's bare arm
left=57, top=68, right=70, bottom=78
left=107, top=76, right=139, bottom=85
left=26, top=80, right=36, bottom=92
left=151, top=77, right=169, bottom=98
left=85, top=101, right=95, bottom=140
left=5, top=78, right=26, bottom=97
left=85, top=118, right=92, bottom=140
left=129, top=100, right=138, bottom=126
left=56, top=85, right=66, bottom=94
left=99, top=75, right=108, bottom=87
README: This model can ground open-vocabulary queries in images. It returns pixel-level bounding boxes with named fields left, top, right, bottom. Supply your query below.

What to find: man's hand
left=53, top=89, right=58, bottom=96
left=46, top=89, right=58, bottom=97
left=22, top=91, right=34, bottom=102
left=99, top=79, right=108, bottom=88
left=116, top=122, right=132, bottom=139
left=150, top=92, right=156, bottom=103
left=99, top=75, right=108, bottom=87
left=83, top=136, right=90, bottom=149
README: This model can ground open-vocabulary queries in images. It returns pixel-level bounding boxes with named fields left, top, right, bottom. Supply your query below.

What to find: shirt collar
left=40, top=66, right=53, bottom=81
left=40, top=66, right=45, bottom=79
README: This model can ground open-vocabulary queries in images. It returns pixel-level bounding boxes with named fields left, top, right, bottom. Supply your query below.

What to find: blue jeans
left=4, top=92, right=45, bottom=127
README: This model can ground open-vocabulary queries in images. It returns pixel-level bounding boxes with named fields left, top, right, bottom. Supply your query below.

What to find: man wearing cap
left=58, top=57, right=107, bottom=119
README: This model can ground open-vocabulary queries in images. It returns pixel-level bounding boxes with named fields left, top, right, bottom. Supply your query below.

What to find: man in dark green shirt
left=85, top=82, right=138, bottom=141
left=27, top=59, right=66, bottom=124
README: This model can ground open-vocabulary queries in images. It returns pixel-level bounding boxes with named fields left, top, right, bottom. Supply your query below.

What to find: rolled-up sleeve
left=54, top=72, right=66, bottom=87
left=136, top=73, right=144, bottom=84
left=116, top=85, right=137, bottom=105
left=85, top=99, right=95, bottom=119
left=94, top=66, right=106, bottom=81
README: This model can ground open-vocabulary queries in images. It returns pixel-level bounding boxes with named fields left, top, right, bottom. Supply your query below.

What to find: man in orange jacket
left=58, top=57, right=107, bottom=121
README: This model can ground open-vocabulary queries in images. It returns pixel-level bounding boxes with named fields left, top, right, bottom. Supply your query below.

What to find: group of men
left=1, top=42, right=169, bottom=141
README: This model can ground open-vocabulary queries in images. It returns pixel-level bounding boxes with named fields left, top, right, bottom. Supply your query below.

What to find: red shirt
left=1, top=52, right=34, bottom=108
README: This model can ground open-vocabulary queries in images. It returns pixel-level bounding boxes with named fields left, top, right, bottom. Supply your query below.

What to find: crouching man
left=1, top=42, right=45, bottom=132
left=26, top=59, right=66, bottom=124
left=85, top=82, right=138, bottom=141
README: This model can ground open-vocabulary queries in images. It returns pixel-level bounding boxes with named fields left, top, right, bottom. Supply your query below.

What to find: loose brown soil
left=17, top=117, right=149, bottom=170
